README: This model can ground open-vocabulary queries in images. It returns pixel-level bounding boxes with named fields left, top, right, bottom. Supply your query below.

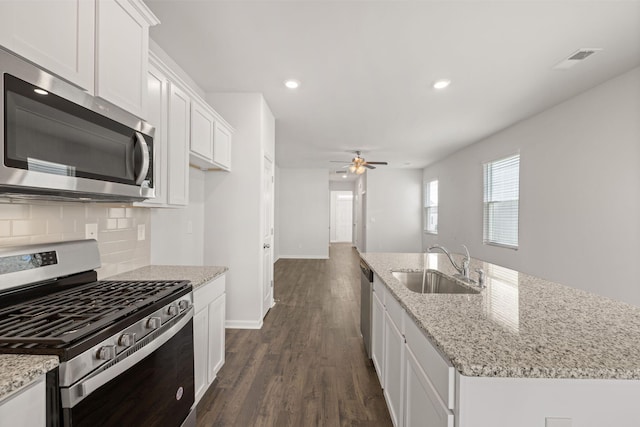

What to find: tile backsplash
left=0, top=200, right=150, bottom=279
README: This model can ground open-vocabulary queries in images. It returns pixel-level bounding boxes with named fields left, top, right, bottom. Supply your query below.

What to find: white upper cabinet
left=138, top=61, right=169, bottom=206
left=190, top=99, right=215, bottom=166
left=189, top=99, right=233, bottom=171
left=213, top=121, right=232, bottom=171
left=168, top=83, right=190, bottom=206
left=0, top=0, right=158, bottom=119
left=0, top=0, right=95, bottom=90
left=95, top=0, right=158, bottom=118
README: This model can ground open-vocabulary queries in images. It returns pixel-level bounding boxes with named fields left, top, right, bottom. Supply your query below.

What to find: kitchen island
left=361, top=252, right=640, bottom=426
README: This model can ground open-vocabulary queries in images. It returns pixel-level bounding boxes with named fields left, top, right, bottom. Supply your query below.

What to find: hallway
left=196, top=243, right=392, bottom=426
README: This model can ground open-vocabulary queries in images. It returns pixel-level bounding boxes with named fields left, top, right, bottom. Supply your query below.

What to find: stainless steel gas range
left=0, top=240, right=196, bottom=427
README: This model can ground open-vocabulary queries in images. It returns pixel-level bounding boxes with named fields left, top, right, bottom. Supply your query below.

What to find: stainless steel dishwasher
left=360, top=259, right=373, bottom=359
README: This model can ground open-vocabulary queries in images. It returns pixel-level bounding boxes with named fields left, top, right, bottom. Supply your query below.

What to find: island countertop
left=108, top=265, right=227, bottom=289
left=360, top=252, right=640, bottom=380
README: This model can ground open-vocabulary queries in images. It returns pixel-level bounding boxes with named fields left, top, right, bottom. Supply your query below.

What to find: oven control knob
left=147, top=317, right=161, bottom=330
left=166, top=304, right=178, bottom=316
left=96, top=345, right=116, bottom=361
left=118, top=333, right=135, bottom=347
left=178, top=300, right=190, bottom=311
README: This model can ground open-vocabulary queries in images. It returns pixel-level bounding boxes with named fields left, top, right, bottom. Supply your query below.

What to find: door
left=330, top=191, right=353, bottom=242
left=262, top=156, right=274, bottom=317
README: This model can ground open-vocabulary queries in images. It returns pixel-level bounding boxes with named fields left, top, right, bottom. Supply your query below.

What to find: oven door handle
left=61, top=308, right=193, bottom=409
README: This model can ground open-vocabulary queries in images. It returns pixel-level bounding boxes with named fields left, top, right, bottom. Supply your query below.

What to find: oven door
left=61, top=311, right=195, bottom=427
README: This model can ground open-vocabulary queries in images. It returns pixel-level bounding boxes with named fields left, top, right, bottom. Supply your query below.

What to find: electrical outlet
left=137, top=224, right=145, bottom=241
left=85, top=223, right=98, bottom=240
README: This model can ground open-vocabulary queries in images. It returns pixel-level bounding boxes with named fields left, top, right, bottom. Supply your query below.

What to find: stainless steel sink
left=391, top=270, right=480, bottom=294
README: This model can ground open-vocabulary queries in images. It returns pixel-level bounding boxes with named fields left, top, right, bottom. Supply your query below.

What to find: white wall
left=423, top=67, right=640, bottom=306
left=365, top=169, right=423, bottom=253
left=204, top=93, right=274, bottom=328
left=277, top=169, right=329, bottom=259
left=150, top=168, right=205, bottom=266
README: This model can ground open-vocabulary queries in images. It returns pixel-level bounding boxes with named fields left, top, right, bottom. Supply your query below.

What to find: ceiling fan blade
left=365, top=161, right=388, bottom=165
left=364, top=164, right=376, bottom=169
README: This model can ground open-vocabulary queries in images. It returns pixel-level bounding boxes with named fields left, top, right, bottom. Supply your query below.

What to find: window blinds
left=424, top=180, right=438, bottom=233
left=483, top=155, right=519, bottom=248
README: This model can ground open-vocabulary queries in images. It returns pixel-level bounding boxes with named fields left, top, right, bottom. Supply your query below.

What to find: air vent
left=553, top=48, right=603, bottom=70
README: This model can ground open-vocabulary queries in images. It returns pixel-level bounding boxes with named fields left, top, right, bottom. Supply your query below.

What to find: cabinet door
left=371, top=290, right=385, bottom=386
left=0, top=0, right=94, bottom=90
left=213, top=121, right=232, bottom=170
left=404, top=346, right=454, bottom=427
left=167, top=83, right=190, bottom=206
left=207, top=294, right=226, bottom=382
left=190, top=99, right=215, bottom=164
left=384, top=311, right=404, bottom=427
left=0, top=377, right=45, bottom=427
left=193, top=308, right=209, bottom=403
left=95, top=0, right=149, bottom=117
left=138, top=63, right=168, bottom=206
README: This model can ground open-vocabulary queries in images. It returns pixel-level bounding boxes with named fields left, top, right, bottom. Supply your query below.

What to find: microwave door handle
left=134, top=132, right=150, bottom=185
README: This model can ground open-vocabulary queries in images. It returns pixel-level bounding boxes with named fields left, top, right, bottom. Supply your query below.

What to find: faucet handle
left=475, top=268, right=485, bottom=288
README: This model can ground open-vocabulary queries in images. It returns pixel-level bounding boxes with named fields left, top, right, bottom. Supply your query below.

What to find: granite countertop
left=0, top=355, right=58, bottom=401
left=361, top=252, right=640, bottom=380
left=108, top=265, right=227, bottom=289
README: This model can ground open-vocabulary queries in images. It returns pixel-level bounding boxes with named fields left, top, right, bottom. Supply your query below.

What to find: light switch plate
left=137, top=224, right=145, bottom=241
left=85, top=223, right=98, bottom=240
left=546, top=418, right=572, bottom=427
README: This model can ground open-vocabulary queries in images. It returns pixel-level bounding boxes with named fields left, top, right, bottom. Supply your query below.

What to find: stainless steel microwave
left=0, top=47, right=155, bottom=202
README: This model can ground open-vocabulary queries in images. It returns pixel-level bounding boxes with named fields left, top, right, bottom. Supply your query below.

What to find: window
left=483, top=154, right=519, bottom=248
left=424, top=179, right=438, bottom=234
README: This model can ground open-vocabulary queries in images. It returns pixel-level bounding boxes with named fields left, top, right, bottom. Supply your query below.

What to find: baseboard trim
left=278, top=255, right=329, bottom=260
left=225, top=319, right=263, bottom=329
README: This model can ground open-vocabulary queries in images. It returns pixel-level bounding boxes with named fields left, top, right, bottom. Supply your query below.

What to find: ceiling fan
left=331, top=151, right=388, bottom=174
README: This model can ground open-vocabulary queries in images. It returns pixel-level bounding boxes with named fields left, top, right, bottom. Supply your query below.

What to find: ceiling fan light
left=348, top=165, right=357, bottom=173
left=356, top=165, right=366, bottom=175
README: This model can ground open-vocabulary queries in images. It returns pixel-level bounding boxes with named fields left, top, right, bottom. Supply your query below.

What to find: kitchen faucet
left=427, top=244, right=473, bottom=283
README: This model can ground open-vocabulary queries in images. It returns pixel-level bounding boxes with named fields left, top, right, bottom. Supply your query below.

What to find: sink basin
left=391, top=270, right=480, bottom=294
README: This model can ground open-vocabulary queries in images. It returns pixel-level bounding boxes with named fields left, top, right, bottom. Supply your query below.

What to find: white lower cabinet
left=405, top=346, right=454, bottom=427
left=383, top=309, right=404, bottom=427
left=373, top=272, right=453, bottom=427
left=193, top=274, right=226, bottom=405
left=207, top=291, right=226, bottom=382
left=0, top=377, right=46, bottom=427
left=371, top=284, right=385, bottom=384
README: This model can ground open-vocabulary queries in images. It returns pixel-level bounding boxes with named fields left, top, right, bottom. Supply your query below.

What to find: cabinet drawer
left=385, top=291, right=404, bottom=334
left=404, top=312, right=455, bottom=410
left=193, top=275, right=226, bottom=313
left=372, top=274, right=386, bottom=305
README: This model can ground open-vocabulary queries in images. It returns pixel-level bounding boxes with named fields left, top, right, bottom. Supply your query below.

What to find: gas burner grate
left=0, top=280, right=189, bottom=347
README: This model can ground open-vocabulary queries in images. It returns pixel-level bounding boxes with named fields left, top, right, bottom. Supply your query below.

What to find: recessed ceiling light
left=34, top=88, right=48, bottom=95
left=284, top=79, right=300, bottom=89
left=342, top=174, right=347, bottom=179
left=433, top=79, right=451, bottom=90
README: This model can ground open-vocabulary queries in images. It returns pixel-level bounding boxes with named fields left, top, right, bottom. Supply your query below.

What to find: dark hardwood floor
left=196, top=243, right=392, bottom=426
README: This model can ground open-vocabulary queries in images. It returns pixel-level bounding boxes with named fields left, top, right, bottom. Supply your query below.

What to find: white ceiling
left=146, top=0, right=640, bottom=171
